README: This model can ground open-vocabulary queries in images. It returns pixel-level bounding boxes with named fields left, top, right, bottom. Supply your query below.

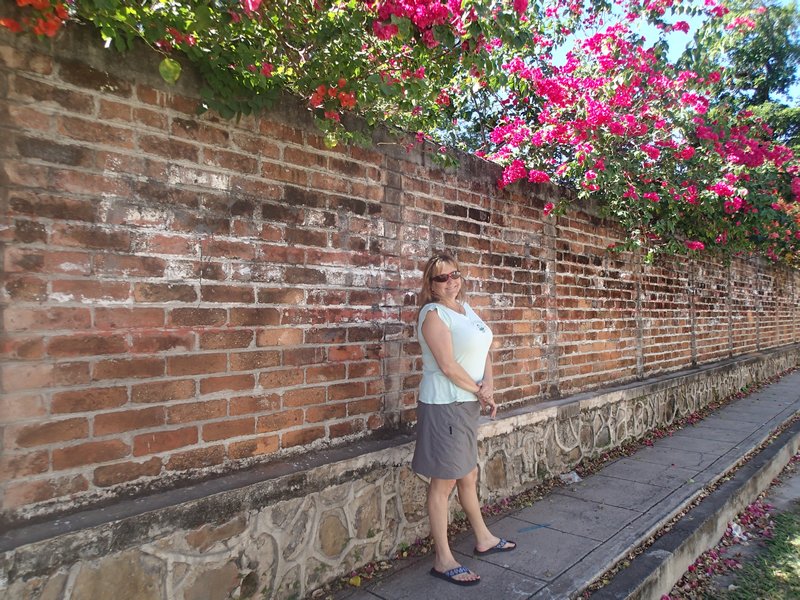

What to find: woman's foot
left=474, top=537, right=516, bottom=555
left=430, top=564, right=481, bottom=586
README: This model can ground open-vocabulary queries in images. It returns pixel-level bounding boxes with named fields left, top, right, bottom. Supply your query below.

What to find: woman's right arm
left=421, top=309, right=482, bottom=394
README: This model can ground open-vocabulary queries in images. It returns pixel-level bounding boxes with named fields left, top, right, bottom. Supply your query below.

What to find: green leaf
left=158, top=57, right=182, bottom=84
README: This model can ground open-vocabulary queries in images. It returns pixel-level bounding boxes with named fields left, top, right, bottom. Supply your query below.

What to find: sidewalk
left=334, top=370, right=800, bottom=600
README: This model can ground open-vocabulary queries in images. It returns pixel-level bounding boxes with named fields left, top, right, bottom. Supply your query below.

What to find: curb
left=589, top=418, right=800, bottom=600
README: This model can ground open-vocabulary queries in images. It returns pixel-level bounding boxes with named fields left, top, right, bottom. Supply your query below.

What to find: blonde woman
left=412, top=252, right=516, bottom=586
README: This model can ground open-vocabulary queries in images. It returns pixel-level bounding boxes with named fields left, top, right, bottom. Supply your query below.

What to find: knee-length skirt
left=411, top=400, right=480, bottom=480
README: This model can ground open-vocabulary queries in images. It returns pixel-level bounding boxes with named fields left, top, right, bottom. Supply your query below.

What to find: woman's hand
left=477, top=383, right=497, bottom=419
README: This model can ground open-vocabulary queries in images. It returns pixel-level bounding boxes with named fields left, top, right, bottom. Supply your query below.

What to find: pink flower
left=543, top=202, right=554, bottom=215
left=677, top=146, right=695, bottom=160
left=513, top=0, right=528, bottom=15
left=528, top=170, right=551, bottom=183
left=241, top=0, right=262, bottom=15
left=498, top=160, right=528, bottom=189
left=685, top=240, right=705, bottom=251
left=261, top=63, right=274, bottom=77
left=641, top=144, right=660, bottom=160
left=643, top=192, right=660, bottom=203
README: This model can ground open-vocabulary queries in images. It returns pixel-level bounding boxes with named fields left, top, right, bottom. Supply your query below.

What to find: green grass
left=717, top=503, right=800, bottom=600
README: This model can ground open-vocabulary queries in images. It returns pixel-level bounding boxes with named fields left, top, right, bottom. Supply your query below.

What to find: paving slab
left=652, top=435, right=737, bottom=455
left=558, top=475, right=672, bottom=511
left=674, top=424, right=750, bottom=443
left=512, top=493, right=640, bottom=542
left=598, top=458, right=698, bottom=489
left=452, top=518, right=599, bottom=582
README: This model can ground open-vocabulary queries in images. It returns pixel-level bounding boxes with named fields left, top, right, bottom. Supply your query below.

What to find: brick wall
left=1, top=29, right=799, bottom=525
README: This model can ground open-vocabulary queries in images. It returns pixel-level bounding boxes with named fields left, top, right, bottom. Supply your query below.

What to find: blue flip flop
left=474, top=538, right=517, bottom=556
left=429, top=565, right=481, bottom=586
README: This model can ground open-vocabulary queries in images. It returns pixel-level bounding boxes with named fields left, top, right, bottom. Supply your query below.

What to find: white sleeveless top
left=417, top=302, right=493, bottom=404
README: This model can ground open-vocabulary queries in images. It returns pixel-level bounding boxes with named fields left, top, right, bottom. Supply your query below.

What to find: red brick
left=134, top=283, right=198, bottom=303
left=167, top=353, right=226, bottom=376
left=201, top=285, right=255, bottom=303
left=200, top=374, right=255, bottom=395
left=202, top=418, right=255, bottom=442
left=230, top=351, right=280, bottom=371
left=51, top=387, right=128, bottom=413
left=167, top=399, right=227, bottom=424
left=94, top=407, right=166, bottom=436
left=282, top=347, right=325, bottom=367
left=2, top=475, right=88, bottom=510
left=59, top=116, right=134, bottom=147
left=330, top=419, right=365, bottom=439
left=227, top=435, right=279, bottom=459
left=130, top=332, right=194, bottom=354
left=304, top=327, right=347, bottom=344
left=281, top=427, right=325, bottom=449
left=50, top=224, right=131, bottom=251
left=328, top=346, right=365, bottom=361
left=328, top=382, right=367, bottom=401
left=305, top=404, right=347, bottom=423
left=170, top=308, right=227, bottom=327
left=133, top=427, right=198, bottom=456
left=258, top=368, right=304, bottom=389
left=14, top=418, right=88, bottom=448
left=95, top=307, right=165, bottom=329
left=0, top=393, right=46, bottom=422
left=0, top=450, right=49, bottom=480
left=229, top=394, right=281, bottom=416
left=165, top=446, right=225, bottom=471
left=94, top=254, right=165, bottom=277
left=255, top=328, right=303, bottom=347
left=52, top=439, right=130, bottom=470
left=348, top=398, right=382, bottom=416
left=132, top=379, right=196, bottom=404
left=4, top=307, right=91, bottom=332
left=257, top=288, right=305, bottom=304
left=229, top=308, right=281, bottom=326
left=349, top=361, right=381, bottom=378
left=256, top=409, right=304, bottom=433
left=199, top=330, right=254, bottom=350
left=93, top=357, right=165, bottom=380
left=47, top=334, right=128, bottom=357
left=93, top=457, right=162, bottom=487
left=306, top=364, right=347, bottom=383
left=1, top=335, right=45, bottom=360
left=283, top=387, right=326, bottom=407
left=5, top=275, right=48, bottom=301
left=50, top=280, right=131, bottom=303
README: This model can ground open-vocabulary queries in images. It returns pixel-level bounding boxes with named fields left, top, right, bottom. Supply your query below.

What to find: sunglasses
left=430, top=270, right=461, bottom=283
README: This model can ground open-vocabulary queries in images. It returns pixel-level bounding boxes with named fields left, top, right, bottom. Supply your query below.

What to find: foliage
left=2, top=0, right=799, bottom=264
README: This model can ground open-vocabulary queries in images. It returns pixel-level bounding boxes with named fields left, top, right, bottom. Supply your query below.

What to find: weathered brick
left=0, top=450, right=49, bottom=480
left=51, top=387, right=128, bottom=413
left=130, top=332, right=194, bottom=354
left=50, top=224, right=131, bottom=251
left=229, top=394, right=281, bottom=416
left=93, top=357, right=165, bottom=380
left=199, top=330, right=254, bottom=350
left=305, top=404, right=347, bottom=423
left=306, top=364, right=347, bottom=383
left=281, top=427, right=325, bottom=449
left=2, top=475, right=88, bottom=510
left=202, top=418, right=255, bottom=442
left=93, top=457, right=162, bottom=487
left=227, top=435, right=279, bottom=459
left=52, top=440, right=130, bottom=470
left=133, top=427, right=198, bottom=456
left=167, top=353, right=226, bottom=376
left=330, top=419, right=366, bottom=439
left=283, top=387, right=326, bottom=407
left=134, top=283, right=198, bottom=303
left=132, top=379, right=195, bottom=404
left=50, top=280, right=131, bottom=303
left=4, top=307, right=92, bottom=332
left=200, top=374, right=255, bottom=395
left=47, top=334, right=128, bottom=357
left=165, top=446, right=225, bottom=471
left=201, top=285, right=255, bottom=303
left=228, top=308, right=280, bottom=326
left=167, top=399, right=227, bottom=424
left=258, top=368, right=304, bottom=389
left=170, top=308, right=227, bottom=327
left=94, top=407, right=166, bottom=436
left=230, top=350, right=280, bottom=371
left=14, top=418, right=89, bottom=448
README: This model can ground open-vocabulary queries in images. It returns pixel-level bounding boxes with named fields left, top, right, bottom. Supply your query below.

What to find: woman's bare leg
left=456, top=467, right=515, bottom=552
left=428, top=477, right=480, bottom=582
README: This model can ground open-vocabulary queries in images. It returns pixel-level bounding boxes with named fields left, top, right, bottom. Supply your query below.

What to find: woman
left=411, top=252, right=516, bottom=587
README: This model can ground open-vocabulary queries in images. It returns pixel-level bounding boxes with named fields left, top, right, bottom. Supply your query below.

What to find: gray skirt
left=411, top=401, right=480, bottom=480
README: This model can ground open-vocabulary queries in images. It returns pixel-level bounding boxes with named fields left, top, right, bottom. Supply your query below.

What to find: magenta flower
left=685, top=240, right=705, bottom=251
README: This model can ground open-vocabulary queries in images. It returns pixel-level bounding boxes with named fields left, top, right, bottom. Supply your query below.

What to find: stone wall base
left=2, top=346, right=798, bottom=600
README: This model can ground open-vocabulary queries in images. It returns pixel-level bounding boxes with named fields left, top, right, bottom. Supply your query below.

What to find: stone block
left=70, top=551, right=165, bottom=600
left=318, top=509, right=349, bottom=557
left=184, top=561, right=239, bottom=600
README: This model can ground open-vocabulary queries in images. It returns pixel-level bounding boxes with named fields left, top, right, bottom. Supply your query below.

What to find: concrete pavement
left=332, top=370, right=800, bottom=600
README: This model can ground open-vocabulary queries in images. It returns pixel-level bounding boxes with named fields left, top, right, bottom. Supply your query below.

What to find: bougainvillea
left=2, top=0, right=798, bottom=263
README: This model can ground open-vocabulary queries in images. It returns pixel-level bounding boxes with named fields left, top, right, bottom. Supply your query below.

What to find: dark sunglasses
left=430, top=270, right=461, bottom=283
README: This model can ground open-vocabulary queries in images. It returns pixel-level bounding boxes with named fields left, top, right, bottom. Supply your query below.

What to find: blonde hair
left=417, top=252, right=466, bottom=312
